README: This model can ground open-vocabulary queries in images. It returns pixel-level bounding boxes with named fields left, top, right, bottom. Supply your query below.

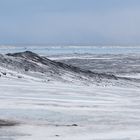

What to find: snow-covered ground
left=0, top=49, right=140, bottom=140
left=118, top=73, right=140, bottom=79
left=0, top=76, right=140, bottom=140
left=53, top=53, right=140, bottom=77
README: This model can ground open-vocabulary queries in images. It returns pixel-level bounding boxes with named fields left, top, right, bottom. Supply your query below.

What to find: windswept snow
left=0, top=51, right=140, bottom=140
left=0, top=51, right=139, bottom=87
left=0, top=76, right=140, bottom=140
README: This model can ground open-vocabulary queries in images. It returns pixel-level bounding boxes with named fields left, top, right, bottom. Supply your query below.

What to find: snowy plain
left=0, top=46, right=140, bottom=140
left=1, top=76, right=140, bottom=140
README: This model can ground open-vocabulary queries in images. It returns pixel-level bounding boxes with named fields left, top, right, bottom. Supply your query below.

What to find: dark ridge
left=7, top=51, right=39, bottom=59
left=53, top=61, right=118, bottom=80
left=7, top=51, right=51, bottom=62
left=6, top=51, right=118, bottom=80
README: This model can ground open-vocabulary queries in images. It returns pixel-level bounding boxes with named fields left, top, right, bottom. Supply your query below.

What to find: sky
left=0, top=0, right=140, bottom=46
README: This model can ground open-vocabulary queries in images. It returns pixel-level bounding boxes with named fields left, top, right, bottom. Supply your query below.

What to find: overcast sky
left=0, top=0, right=140, bottom=45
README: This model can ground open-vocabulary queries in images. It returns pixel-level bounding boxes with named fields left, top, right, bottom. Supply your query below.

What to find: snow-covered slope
left=0, top=51, right=139, bottom=87
left=0, top=51, right=140, bottom=140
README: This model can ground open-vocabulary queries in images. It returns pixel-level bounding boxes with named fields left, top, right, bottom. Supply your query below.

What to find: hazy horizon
left=0, top=43, right=130, bottom=46
left=1, top=0, right=140, bottom=45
